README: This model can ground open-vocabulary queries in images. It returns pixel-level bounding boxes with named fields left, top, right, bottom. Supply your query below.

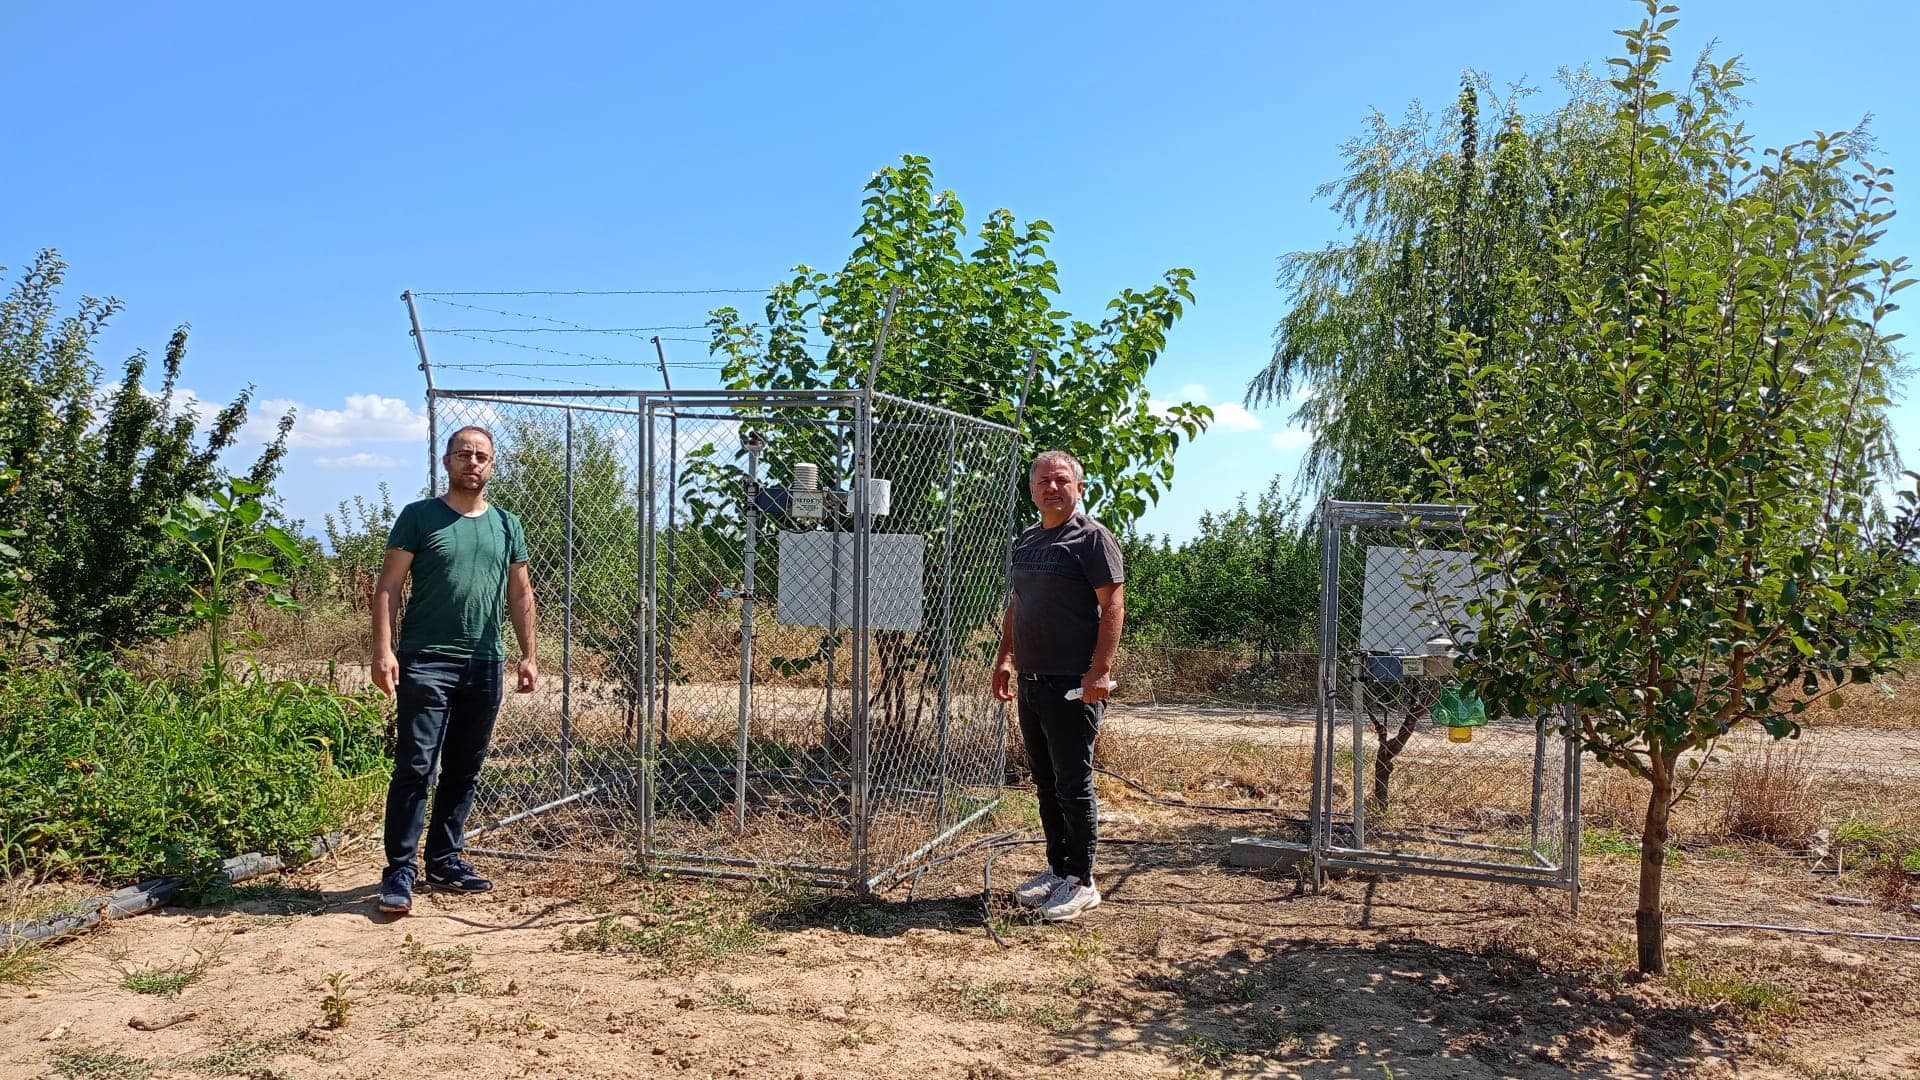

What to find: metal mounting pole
left=989, top=349, right=1042, bottom=789
left=1310, top=500, right=1339, bottom=892
left=562, top=409, right=576, bottom=795
left=638, top=395, right=655, bottom=869
left=931, top=416, right=959, bottom=830
left=402, top=291, right=438, bottom=494
left=850, top=284, right=900, bottom=889
left=653, top=336, right=679, bottom=741
left=736, top=432, right=764, bottom=833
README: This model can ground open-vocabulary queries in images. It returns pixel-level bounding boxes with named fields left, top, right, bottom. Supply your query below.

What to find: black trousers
left=1017, top=673, right=1103, bottom=882
left=383, top=654, right=504, bottom=870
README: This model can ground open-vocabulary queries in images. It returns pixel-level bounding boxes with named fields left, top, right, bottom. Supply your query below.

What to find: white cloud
left=316, top=452, right=405, bottom=470
left=247, top=393, right=429, bottom=449
left=1178, top=383, right=1209, bottom=401
left=1271, top=427, right=1313, bottom=450
left=1208, top=402, right=1262, bottom=432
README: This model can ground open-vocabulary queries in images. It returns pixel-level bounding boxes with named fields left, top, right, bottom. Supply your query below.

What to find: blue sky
left=4, top=1, right=1916, bottom=542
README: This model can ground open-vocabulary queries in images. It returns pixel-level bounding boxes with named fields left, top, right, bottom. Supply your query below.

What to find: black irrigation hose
left=902, top=828, right=1027, bottom=901
left=1, top=833, right=350, bottom=951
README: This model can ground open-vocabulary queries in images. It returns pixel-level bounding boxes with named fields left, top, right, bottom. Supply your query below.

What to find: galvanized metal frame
left=427, top=383, right=1023, bottom=892
left=1311, top=499, right=1582, bottom=908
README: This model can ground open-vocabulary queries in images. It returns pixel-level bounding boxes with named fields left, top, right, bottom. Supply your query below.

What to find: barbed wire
left=427, top=326, right=712, bottom=334
left=413, top=288, right=765, bottom=297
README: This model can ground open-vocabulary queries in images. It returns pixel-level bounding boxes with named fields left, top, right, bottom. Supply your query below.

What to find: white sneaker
left=1012, top=869, right=1063, bottom=908
left=1039, top=877, right=1101, bottom=922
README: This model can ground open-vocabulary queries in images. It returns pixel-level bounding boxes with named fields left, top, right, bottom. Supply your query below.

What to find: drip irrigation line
left=1, top=833, right=352, bottom=950
left=1669, top=920, right=1920, bottom=944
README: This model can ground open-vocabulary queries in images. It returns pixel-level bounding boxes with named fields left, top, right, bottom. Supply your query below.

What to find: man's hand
left=372, top=650, right=399, bottom=696
left=1079, top=669, right=1115, bottom=704
left=992, top=662, right=1016, bottom=702
left=517, top=656, right=539, bottom=694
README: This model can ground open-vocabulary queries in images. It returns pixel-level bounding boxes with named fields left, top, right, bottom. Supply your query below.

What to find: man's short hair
left=445, top=425, right=495, bottom=456
left=1029, top=450, right=1084, bottom=483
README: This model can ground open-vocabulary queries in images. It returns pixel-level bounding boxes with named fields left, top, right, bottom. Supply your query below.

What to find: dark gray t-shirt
left=1009, top=511, right=1125, bottom=676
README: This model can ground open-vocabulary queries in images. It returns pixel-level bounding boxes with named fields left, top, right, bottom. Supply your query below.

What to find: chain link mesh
left=1314, top=504, right=1581, bottom=892
left=427, top=389, right=1019, bottom=888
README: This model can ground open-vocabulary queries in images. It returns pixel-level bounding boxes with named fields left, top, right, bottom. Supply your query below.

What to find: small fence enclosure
left=1308, top=501, right=1582, bottom=902
left=432, top=387, right=1023, bottom=891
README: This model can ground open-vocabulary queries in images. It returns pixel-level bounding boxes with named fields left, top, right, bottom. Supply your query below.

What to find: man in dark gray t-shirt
left=993, top=450, right=1125, bottom=923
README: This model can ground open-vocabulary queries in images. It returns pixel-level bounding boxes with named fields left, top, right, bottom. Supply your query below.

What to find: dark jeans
left=384, top=654, right=504, bottom=871
left=1017, top=673, right=1103, bottom=882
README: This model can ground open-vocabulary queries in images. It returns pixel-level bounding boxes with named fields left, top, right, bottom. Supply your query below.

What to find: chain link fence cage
left=1309, top=501, right=1582, bottom=902
left=426, top=387, right=1022, bottom=891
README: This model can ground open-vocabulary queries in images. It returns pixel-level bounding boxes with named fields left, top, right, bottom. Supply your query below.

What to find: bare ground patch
left=8, top=790, right=1920, bottom=1079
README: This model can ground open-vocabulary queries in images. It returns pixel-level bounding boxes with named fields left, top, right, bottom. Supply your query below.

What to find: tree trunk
left=1637, top=750, right=1676, bottom=975
left=1369, top=709, right=1422, bottom=809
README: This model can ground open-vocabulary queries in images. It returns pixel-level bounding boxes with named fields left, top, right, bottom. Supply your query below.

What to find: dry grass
left=1114, top=645, right=1317, bottom=704
left=1712, top=740, right=1820, bottom=844
left=1823, top=670, right=1920, bottom=730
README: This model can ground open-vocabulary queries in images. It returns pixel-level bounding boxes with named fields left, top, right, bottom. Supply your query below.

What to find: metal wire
left=1310, top=500, right=1581, bottom=899
left=440, top=382, right=1023, bottom=890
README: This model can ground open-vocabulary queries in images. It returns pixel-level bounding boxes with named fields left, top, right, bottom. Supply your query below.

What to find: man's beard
left=452, top=474, right=488, bottom=492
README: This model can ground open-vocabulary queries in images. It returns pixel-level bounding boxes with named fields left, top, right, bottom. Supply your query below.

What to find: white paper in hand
left=1064, top=680, right=1115, bottom=702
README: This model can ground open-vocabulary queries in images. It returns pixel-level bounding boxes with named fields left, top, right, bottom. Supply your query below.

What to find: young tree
left=322, top=483, right=397, bottom=612
left=709, top=155, right=1211, bottom=529
left=1429, top=5, right=1920, bottom=974
left=0, top=251, right=293, bottom=651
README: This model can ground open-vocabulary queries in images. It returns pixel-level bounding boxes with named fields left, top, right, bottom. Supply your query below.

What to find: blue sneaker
left=378, top=864, right=418, bottom=914
left=425, top=855, right=493, bottom=893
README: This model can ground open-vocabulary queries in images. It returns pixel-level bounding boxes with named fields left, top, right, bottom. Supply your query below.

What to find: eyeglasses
left=449, top=450, right=492, bottom=464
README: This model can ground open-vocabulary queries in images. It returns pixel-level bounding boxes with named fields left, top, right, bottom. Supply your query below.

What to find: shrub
left=0, top=661, right=389, bottom=883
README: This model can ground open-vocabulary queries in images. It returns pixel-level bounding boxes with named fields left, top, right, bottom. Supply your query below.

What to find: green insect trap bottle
left=1431, top=686, right=1488, bottom=743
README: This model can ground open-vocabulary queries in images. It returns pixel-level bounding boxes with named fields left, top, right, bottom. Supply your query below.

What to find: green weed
left=555, top=890, right=761, bottom=967
left=119, top=946, right=215, bottom=997
left=1222, top=975, right=1266, bottom=1003
left=1667, top=957, right=1800, bottom=1022
left=47, top=1045, right=153, bottom=1079
left=704, top=979, right=762, bottom=1013
left=319, top=971, right=352, bottom=1028
left=181, top=1030, right=306, bottom=1076
left=0, top=663, right=388, bottom=885
left=938, top=977, right=1014, bottom=1020
left=1026, top=1002, right=1074, bottom=1032
left=231, top=883, right=326, bottom=915
left=1177, top=1030, right=1242, bottom=1067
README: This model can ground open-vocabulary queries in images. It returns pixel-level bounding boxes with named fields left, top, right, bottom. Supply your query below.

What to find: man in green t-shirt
left=371, top=424, right=538, bottom=915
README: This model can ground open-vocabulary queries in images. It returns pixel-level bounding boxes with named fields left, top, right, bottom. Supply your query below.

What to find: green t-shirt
left=387, top=498, right=530, bottom=660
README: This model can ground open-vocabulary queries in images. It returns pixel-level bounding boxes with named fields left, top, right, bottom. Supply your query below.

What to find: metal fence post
left=931, top=416, right=959, bottom=831
left=735, top=432, right=764, bottom=833
left=403, top=290, right=438, bottom=495
left=1309, top=499, right=1336, bottom=890
left=562, top=407, right=575, bottom=796
left=850, top=286, right=900, bottom=889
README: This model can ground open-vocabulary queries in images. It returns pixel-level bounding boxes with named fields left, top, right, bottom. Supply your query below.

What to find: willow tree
left=1427, top=4, right=1918, bottom=974
left=1247, top=71, right=1622, bottom=499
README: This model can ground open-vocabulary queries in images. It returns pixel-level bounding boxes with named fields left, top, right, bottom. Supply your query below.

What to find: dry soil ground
left=10, top=785, right=1920, bottom=1080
